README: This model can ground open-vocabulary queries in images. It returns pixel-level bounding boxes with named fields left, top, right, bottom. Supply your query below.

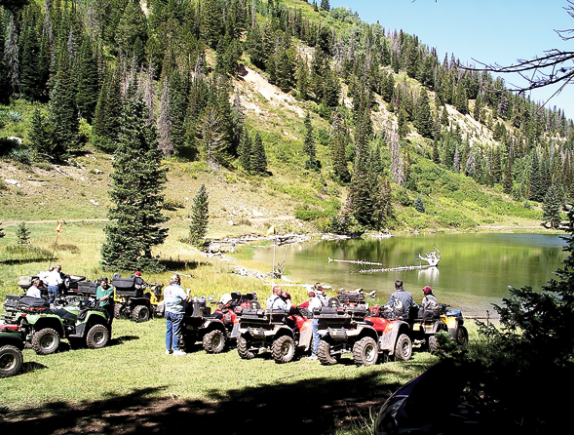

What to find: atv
left=0, top=323, right=25, bottom=378
left=441, top=308, right=469, bottom=346
left=2, top=295, right=110, bottom=355
left=233, top=302, right=313, bottom=364
left=111, top=274, right=162, bottom=322
left=315, top=296, right=413, bottom=367
left=183, top=292, right=258, bottom=354
left=404, top=306, right=450, bottom=353
left=17, top=273, right=87, bottom=306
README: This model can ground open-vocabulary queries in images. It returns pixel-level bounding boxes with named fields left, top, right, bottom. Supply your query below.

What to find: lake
left=251, top=233, right=568, bottom=316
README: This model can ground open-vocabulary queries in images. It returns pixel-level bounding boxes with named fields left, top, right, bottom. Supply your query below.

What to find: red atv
left=315, top=294, right=413, bottom=367
left=183, top=292, right=258, bottom=353
left=233, top=302, right=313, bottom=364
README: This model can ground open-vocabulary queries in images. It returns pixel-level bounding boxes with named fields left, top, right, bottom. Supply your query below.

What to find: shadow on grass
left=160, top=258, right=207, bottom=272
left=0, top=368, right=418, bottom=434
left=108, top=335, right=139, bottom=347
left=20, top=361, right=48, bottom=374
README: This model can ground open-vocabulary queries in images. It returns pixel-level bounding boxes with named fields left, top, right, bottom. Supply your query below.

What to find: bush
left=394, top=187, right=413, bottom=206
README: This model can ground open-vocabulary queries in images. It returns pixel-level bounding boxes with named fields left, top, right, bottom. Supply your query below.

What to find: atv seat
left=52, top=308, right=78, bottom=322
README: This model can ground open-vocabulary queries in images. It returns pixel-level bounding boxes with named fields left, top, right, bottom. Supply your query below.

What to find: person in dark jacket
left=387, top=280, right=419, bottom=319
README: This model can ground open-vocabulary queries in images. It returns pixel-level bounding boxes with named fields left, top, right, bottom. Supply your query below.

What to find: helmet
left=170, top=274, right=181, bottom=285
left=308, top=291, right=316, bottom=298
left=220, top=293, right=232, bottom=305
left=134, top=271, right=142, bottom=276
left=423, top=286, right=432, bottom=295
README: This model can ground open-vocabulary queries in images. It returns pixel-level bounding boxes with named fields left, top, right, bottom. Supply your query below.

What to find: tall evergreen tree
left=188, top=184, right=209, bottom=248
left=28, top=107, right=52, bottom=157
left=303, top=111, right=318, bottom=169
left=414, top=89, right=433, bottom=138
left=250, top=132, right=268, bottom=175
left=414, top=194, right=426, bottom=213
left=542, top=185, right=562, bottom=229
left=320, top=0, right=330, bottom=11
left=238, top=127, right=252, bottom=172
left=331, top=109, right=351, bottom=183
left=4, top=13, right=20, bottom=97
left=529, top=150, right=544, bottom=202
left=101, top=95, right=169, bottom=273
left=76, top=37, right=100, bottom=122
left=16, top=222, right=31, bottom=245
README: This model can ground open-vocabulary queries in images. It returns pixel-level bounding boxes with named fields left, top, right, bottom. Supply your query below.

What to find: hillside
left=1, top=0, right=570, bottom=237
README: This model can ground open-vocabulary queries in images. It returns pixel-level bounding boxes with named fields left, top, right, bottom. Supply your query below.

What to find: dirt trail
left=1, top=219, right=109, bottom=226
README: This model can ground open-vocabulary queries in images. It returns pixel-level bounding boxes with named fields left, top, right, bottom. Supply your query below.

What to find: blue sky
left=330, top=0, right=574, bottom=118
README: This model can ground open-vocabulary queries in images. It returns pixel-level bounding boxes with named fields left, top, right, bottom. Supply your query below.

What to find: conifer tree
left=503, top=156, right=514, bottom=194
left=320, top=0, right=330, bottom=11
left=101, top=94, right=168, bottom=273
left=4, top=13, right=20, bottom=97
left=296, top=56, right=309, bottom=100
left=158, top=76, right=173, bottom=155
left=303, top=111, right=318, bottom=169
left=331, top=109, right=351, bottom=183
left=28, top=107, right=52, bottom=157
left=188, top=184, right=209, bottom=248
left=542, top=185, right=562, bottom=229
left=0, top=222, right=5, bottom=239
left=414, top=194, right=425, bottom=213
left=76, top=37, right=100, bottom=122
left=529, top=150, right=544, bottom=202
left=250, top=132, right=268, bottom=175
left=238, top=127, right=252, bottom=172
left=199, top=107, right=225, bottom=166
left=414, top=89, right=433, bottom=138
left=16, top=222, right=31, bottom=245
left=454, top=82, right=469, bottom=114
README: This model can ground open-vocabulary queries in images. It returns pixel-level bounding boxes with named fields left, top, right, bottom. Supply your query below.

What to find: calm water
left=251, top=233, right=568, bottom=316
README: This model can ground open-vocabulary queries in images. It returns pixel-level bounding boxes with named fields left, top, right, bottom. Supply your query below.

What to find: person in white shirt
left=46, top=265, right=63, bottom=304
left=266, top=286, right=290, bottom=312
left=307, top=291, right=324, bottom=360
left=26, top=277, right=43, bottom=299
left=164, top=275, right=190, bottom=356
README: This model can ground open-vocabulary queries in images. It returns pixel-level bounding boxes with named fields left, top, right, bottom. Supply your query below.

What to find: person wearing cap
left=164, top=274, right=190, bottom=356
left=307, top=290, right=324, bottom=360
left=96, top=277, right=115, bottom=331
left=421, top=286, right=438, bottom=310
left=387, top=280, right=419, bottom=319
left=26, top=277, right=43, bottom=299
left=315, top=283, right=329, bottom=307
left=266, top=285, right=290, bottom=312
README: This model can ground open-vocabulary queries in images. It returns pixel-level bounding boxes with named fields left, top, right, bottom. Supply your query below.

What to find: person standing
left=96, top=277, right=115, bottom=333
left=46, top=264, right=63, bottom=304
left=307, top=290, right=324, bottom=361
left=164, top=274, right=189, bottom=356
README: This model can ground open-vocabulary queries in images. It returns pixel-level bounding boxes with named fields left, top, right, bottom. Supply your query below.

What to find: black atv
left=0, top=323, right=26, bottom=378
left=183, top=292, right=259, bottom=354
left=111, top=274, right=160, bottom=322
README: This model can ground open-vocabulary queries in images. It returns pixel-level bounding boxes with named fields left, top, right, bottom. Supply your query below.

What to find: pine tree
left=414, top=194, right=425, bottom=213
left=199, top=107, right=225, bottom=166
left=158, top=76, right=173, bottom=155
left=529, top=150, right=544, bottom=202
left=76, top=37, right=100, bottom=122
left=0, top=222, right=5, bottom=239
left=303, top=111, right=318, bottom=169
left=250, top=132, right=268, bottom=175
left=101, top=94, right=169, bottom=273
left=542, top=185, right=562, bottom=229
left=414, top=89, right=433, bottom=138
left=320, top=0, right=330, bottom=11
left=28, top=107, right=52, bottom=157
left=188, top=184, right=209, bottom=248
left=454, top=82, right=469, bottom=115
left=4, top=13, right=20, bottom=97
left=238, top=127, right=252, bottom=172
left=16, top=222, right=31, bottom=245
left=331, top=109, right=351, bottom=183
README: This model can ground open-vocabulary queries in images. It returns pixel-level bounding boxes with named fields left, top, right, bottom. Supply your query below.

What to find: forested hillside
left=1, top=0, right=572, bottom=231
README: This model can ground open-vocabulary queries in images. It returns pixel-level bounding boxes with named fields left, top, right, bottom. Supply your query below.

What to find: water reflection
left=250, top=233, right=567, bottom=316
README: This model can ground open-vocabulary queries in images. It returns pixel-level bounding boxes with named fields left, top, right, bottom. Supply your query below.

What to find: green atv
left=0, top=323, right=25, bottom=378
left=2, top=295, right=111, bottom=355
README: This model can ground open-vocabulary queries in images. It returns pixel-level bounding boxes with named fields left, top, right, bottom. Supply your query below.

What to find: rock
left=8, top=136, right=22, bottom=144
left=228, top=220, right=234, bottom=226
left=4, top=179, right=18, bottom=185
left=94, top=169, right=103, bottom=174
left=184, top=197, right=189, bottom=201
left=252, top=209, right=264, bottom=217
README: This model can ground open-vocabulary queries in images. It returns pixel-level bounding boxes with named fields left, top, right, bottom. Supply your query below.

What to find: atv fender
left=29, top=317, right=65, bottom=336
left=201, top=319, right=225, bottom=333
left=230, top=323, right=241, bottom=339
left=379, top=321, right=409, bottom=355
left=356, top=325, right=378, bottom=342
left=298, top=320, right=313, bottom=351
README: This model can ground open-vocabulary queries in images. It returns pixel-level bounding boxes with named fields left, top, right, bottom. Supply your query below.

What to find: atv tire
left=457, top=326, right=469, bottom=347
left=0, top=345, right=23, bottom=378
left=86, top=324, right=109, bottom=349
left=114, top=304, right=123, bottom=319
left=203, top=329, right=226, bottom=353
left=131, top=305, right=150, bottom=323
left=353, top=336, right=378, bottom=366
left=428, top=335, right=439, bottom=354
left=394, top=334, right=413, bottom=361
left=237, top=336, right=257, bottom=360
left=32, top=328, right=60, bottom=355
left=317, top=339, right=341, bottom=365
left=272, top=335, right=295, bottom=364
